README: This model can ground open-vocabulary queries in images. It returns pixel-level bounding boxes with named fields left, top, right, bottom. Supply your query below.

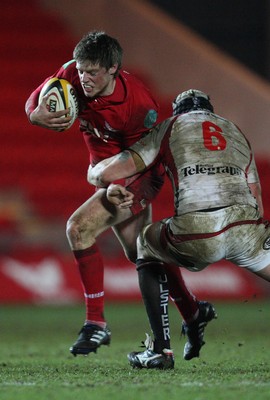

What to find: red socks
left=73, top=244, right=106, bottom=326
left=73, top=245, right=199, bottom=326
left=165, top=264, right=199, bottom=323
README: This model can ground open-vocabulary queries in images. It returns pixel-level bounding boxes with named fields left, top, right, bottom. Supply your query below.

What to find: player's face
left=76, top=60, right=117, bottom=98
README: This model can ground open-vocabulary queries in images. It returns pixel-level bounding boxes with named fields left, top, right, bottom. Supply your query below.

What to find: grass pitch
left=0, top=300, right=269, bottom=400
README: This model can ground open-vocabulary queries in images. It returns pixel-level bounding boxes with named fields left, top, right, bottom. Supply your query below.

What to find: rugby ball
left=39, top=78, right=79, bottom=129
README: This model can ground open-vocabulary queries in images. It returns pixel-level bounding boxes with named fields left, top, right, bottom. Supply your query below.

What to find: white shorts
left=137, top=204, right=270, bottom=273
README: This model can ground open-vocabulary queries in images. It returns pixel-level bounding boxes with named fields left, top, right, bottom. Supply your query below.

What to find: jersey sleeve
left=130, top=117, right=174, bottom=167
left=117, top=72, right=161, bottom=147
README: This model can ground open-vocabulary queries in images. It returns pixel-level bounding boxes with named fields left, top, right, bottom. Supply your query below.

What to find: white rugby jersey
left=130, top=110, right=259, bottom=215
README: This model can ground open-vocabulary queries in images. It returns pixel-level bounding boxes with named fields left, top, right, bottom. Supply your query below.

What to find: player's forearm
left=25, top=91, right=39, bottom=123
left=87, top=158, right=116, bottom=187
left=25, top=83, right=45, bottom=122
left=88, top=150, right=144, bottom=187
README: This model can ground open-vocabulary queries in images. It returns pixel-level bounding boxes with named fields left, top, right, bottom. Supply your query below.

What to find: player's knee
left=66, top=217, right=80, bottom=244
left=66, top=215, right=94, bottom=246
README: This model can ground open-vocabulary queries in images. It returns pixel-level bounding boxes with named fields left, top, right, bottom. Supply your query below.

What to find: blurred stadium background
left=1, top=0, right=270, bottom=305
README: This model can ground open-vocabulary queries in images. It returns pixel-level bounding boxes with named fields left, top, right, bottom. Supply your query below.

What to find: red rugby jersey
left=27, top=60, right=161, bottom=165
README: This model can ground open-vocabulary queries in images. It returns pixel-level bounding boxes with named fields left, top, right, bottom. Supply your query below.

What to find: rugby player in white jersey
left=88, top=89, right=270, bottom=369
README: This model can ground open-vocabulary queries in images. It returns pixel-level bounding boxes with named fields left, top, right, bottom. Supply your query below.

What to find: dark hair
left=73, top=31, right=123, bottom=76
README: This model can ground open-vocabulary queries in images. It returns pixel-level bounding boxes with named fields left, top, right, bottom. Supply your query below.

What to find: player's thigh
left=112, top=205, right=152, bottom=262
left=227, top=221, right=270, bottom=273
left=67, top=188, right=133, bottom=238
left=137, top=219, right=168, bottom=261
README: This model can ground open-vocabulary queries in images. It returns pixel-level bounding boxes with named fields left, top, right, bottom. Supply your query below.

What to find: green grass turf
left=0, top=300, right=269, bottom=400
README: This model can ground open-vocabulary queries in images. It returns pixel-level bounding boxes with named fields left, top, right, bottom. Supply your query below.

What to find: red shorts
left=125, top=162, right=165, bottom=215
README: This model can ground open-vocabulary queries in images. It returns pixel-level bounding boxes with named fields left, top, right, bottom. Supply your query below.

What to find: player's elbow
left=87, top=169, right=108, bottom=187
left=97, top=170, right=111, bottom=187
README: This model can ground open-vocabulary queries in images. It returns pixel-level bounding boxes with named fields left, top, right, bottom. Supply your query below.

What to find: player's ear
left=108, top=64, right=118, bottom=75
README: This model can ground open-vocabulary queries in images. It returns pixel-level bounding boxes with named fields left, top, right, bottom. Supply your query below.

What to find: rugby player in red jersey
left=25, top=31, right=216, bottom=360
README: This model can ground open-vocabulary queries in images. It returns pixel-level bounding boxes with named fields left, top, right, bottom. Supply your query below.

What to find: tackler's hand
left=106, top=184, right=134, bottom=208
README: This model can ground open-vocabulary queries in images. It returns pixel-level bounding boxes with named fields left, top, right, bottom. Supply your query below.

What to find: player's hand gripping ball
left=39, top=78, right=79, bottom=130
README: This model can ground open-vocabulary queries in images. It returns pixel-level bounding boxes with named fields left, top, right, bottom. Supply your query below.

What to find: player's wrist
left=111, top=179, right=126, bottom=187
left=28, top=110, right=39, bottom=125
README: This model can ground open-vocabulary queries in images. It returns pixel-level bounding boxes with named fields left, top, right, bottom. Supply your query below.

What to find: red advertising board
left=0, top=247, right=267, bottom=304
